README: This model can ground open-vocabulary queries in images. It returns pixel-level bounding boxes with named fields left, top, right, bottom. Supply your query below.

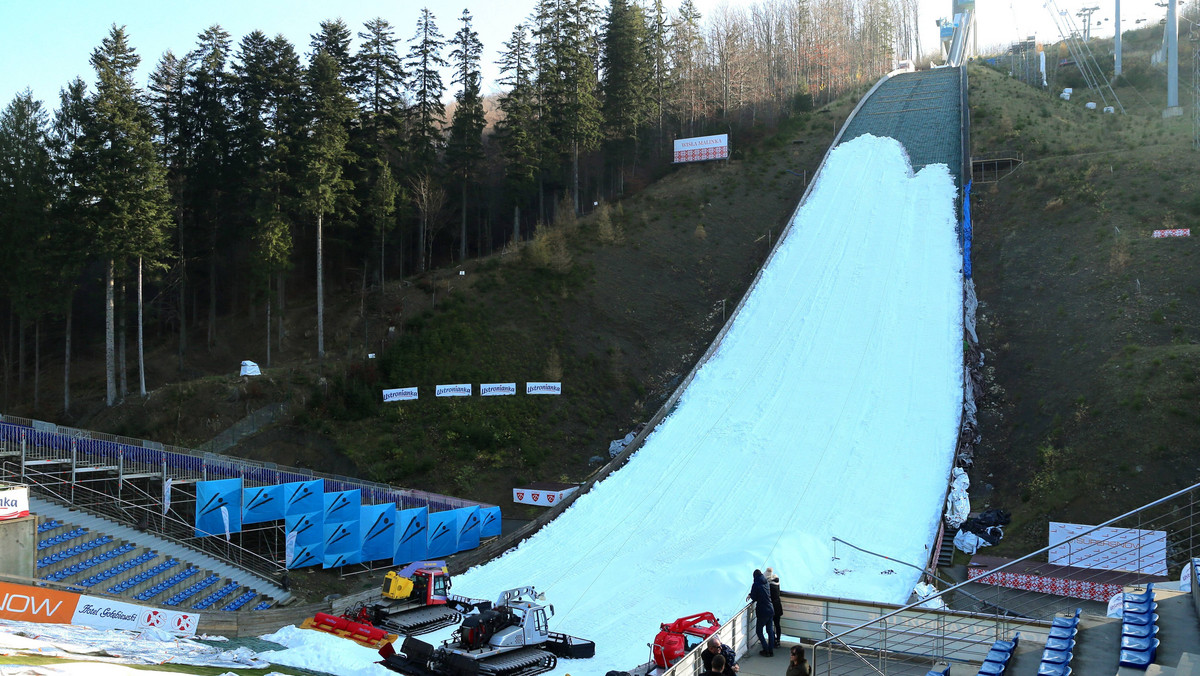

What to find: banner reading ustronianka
left=0, top=484, right=29, bottom=520
left=436, top=383, right=472, bottom=397
left=526, top=382, right=562, bottom=395
left=382, top=387, right=418, bottom=402
left=480, top=383, right=517, bottom=396
left=673, top=134, right=729, bottom=163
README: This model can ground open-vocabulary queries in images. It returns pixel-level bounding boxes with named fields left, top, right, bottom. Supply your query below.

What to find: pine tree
left=404, top=8, right=447, bottom=270
left=533, top=0, right=603, bottom=215
left=446, top=9, right=486, bottom=262
left=646, top=0, right=672, bottom=150
left=352, top=18, right=406, bottom=284
left=671, top=0, right=705, bottom=135
left=182, top=25, right=233, bottom=351
left=601, top=0, right=652, bottom=187
left=496, top=23, right=539, bottom=241
left=75, top=25, right=171, bottom=404
left=310, top=19, right=356, bottom=86
left=302, top=49, right=355, bottom=359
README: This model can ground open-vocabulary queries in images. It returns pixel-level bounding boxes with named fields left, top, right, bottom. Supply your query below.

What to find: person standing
left=701, top=653, right=728, bottom=676
left=750, top=569, right=777, bottom=656
left=786, top=644, right=812, bottom=676
left=766, top=567, right=783, bottom=647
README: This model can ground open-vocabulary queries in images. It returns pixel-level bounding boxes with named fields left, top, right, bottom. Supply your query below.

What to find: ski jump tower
left=939, top=0, right=978, bottom=62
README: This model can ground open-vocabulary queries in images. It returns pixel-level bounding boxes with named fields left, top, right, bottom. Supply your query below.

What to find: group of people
left=697, top=567, right=811, bottom=676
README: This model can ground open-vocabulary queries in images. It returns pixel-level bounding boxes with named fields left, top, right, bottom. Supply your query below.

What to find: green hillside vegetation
left=968, top=27, right=1200, bottom=551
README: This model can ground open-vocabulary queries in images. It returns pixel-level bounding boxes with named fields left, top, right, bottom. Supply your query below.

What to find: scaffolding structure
left=0, top=415, right=493, bottom=582
left=1008, top=36, right=1043, bottom=89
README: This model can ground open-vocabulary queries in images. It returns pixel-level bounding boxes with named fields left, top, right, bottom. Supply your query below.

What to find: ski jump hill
left=447, top=66, right=974, bottom=675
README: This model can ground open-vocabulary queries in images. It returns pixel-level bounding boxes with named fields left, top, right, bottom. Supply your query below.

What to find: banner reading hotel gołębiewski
left=673, top=134, right=729, bottom=163
left=72, top=594, right=200, bottom=636
left=1048, top=522, right=1168, bottom=576
left=0, top=483, right=29, bottom=520
left=0, top=582, right=199, bottom=636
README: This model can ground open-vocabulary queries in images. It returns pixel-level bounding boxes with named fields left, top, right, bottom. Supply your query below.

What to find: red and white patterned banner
left=1152, top=228, right=1190, bottom=238
left=966, top=567, right=1122, bottom=602
left=513, top=486, right=578, bottom=507
left=673, top=134, right=729, bottom=164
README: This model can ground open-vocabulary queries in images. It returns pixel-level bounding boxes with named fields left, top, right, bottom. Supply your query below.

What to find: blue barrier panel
left=195, top=479, right=243, bottom=538
left=288, top=542, right=324, bottom=569
left=242, top=484, right=284, bottom=524
left=963, top=180, right=973, bottom=278
left=324, top=549, right=363, bottom=569
left=360, top=503, right=396, bottom=564
left=426, top=510, right=459, bottom=559
left=283, top=480, right=323, bottom=515
left=456, top=506, right=481, bottom=552
left=324, top=519, right=360, bottom=557
left=394, top=507, right=429, bottom=565
left=479, top=506, right=502, bottom=538
left=323, top=489, right=360, bottom=524
left=285, top=511, right=324, bottom=548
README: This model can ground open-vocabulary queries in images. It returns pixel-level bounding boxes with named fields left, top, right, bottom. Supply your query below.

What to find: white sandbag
left=945, top=488, right=970, bottom=529
left=240, top=360, right=261, bottom=376
left=951, top=467, right=970, bottom=492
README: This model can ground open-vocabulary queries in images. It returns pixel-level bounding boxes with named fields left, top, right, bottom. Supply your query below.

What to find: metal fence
left=812, top=480, right=1200, bottom=674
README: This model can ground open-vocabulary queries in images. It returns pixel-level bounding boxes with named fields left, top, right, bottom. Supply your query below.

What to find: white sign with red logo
left=526, top=382, right=561, bottom=395
left=0, top=484, right=29, bottom=520
left=1152, top=228, right=1190, bottom=238
left=436, top=383, right=473, bottom=397
left=513, top=486, right=579, bottom=507
left=72, top=595, right=199, bottom=636
left=1048, top=522, right=1168, bottom=576
left=673, top=134, right=729, bottom=163
left=382, top=387, right=418, bottom=402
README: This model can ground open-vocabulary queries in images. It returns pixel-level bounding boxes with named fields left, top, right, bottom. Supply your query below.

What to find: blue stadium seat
left=1122, top=623, right=1159, bottom=639
left=925, top=667, right=950, bottom=676
left=1123, top=583, right=1154, bottom=605
left=1036, top=665, right=1070, bottom=676
left=1050, top=609, right=1081, bottom=629
left=991, top=633, right=1019, bottom=654
left=252, top=601, right=272, bottom=611
left=222, top=591, right=258, bottom=612
left=1043, top=637, right=1074, bottom=653
left=1119, top=639, right=1160, bottom=669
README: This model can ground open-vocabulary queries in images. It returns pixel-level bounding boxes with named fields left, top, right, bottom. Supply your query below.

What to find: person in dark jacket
left=700, top=636, right=738, bottom=674
left=766, top=567, right=783, bottom=647
left=786, top=644, right=812, bottom=676
left=749, top=569, right=776, bottom=656
left=700, top=653, right=727, bottom=676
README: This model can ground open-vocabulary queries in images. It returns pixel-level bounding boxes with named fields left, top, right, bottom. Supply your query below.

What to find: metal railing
left=813, top=480, right=1200, bottom=674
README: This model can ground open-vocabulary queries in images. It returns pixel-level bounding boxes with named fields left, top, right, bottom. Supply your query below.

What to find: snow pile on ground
left=259, top=624, right=394, bottom=675
left=438, top=133, right=963, bottom=674
left=0, top=617, right=269, bottom=670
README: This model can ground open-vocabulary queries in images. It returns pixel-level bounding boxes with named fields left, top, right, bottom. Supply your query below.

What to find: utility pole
left=1115, top=0, right=1122, bottom=75
left=1165, top=0, right=1182, bottom=116
left=1076, top=6, right=1100, bottom=40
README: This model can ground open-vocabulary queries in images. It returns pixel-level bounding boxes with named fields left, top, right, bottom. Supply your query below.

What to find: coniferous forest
left=0, top=0, right=924, bottom=415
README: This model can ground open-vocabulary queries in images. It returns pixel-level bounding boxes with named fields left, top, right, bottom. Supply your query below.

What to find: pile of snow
left=438, top=133, right=963, bottom=674
left=259, top=624, right=394, bottom=675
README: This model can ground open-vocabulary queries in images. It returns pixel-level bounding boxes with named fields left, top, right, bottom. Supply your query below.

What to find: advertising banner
left=1152, top=229, right=1190, bottom=238
left=1049, top=522, right=1168, bottom=575
left=382, top=387, right=418, bottom=402
left=0, top=581, right=79, bottom=624
left=435, top=383, right=473, bottom=397
left=526, top=382, right=562, bottom=395
left=323, top=520, right=360, bottom=556
left=0, top=484, right=29, bottom=520
left=480, top=383, right=517, bottom=397
left=672, top=134, right=729, bottom=163
left=74, top=595, right=199, bottom=636
left=287, top=542, right=324, bottom=569
left=512, top=485, right=578, bottom=506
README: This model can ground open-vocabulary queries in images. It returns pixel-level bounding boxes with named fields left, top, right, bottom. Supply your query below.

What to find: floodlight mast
left=1167, top=0, right=1181, bottom=114
left=1115, top=0, right=1122, bottom=75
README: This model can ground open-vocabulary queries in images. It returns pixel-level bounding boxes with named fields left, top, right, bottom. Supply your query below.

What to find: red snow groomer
left=651, top=612, right=721, bottom=669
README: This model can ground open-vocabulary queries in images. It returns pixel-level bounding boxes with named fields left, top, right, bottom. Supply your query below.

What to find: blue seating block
left=252, top=601, right=272, bottom=611
left=222, top=591, right=258, bottom=612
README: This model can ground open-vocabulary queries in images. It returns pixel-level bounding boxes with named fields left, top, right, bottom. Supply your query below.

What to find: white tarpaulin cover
left=0, top=618, right=269, bottom=669
left=945, top=467, right=970, bottom=528
left=239, top=360, right=261, bottom=376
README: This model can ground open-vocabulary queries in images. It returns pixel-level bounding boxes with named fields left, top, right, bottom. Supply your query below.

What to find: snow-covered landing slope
left=453, top=134, right=963, bottom=674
